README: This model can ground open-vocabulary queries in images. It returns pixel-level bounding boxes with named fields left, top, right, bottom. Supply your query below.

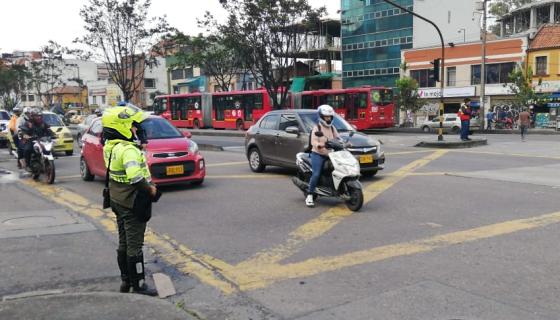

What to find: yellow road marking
left=236, top=150, right=448, bottom=270
left=385, top=150, right=434, bottom=156
left=451, top=149, right=560, bottom=160
left=206, top=161, right=247, bottom=168
left=236, top=210, right=560, bottom=290
left=21, top=180, right=238, bottom=294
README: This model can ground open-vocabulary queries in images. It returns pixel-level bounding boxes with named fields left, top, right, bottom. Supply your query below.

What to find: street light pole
left=480, top=0, right=488, bottom=131
left=381, top=0, right=446, bottom=141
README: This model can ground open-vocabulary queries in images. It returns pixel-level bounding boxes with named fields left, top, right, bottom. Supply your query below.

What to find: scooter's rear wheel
left=345, top=186, right=363, bottom=211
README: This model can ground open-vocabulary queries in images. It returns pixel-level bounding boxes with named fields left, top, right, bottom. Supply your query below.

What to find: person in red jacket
left=457, top=98, right=472, bottom=141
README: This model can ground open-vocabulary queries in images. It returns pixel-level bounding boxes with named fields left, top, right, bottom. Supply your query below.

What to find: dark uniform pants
left=111, top=201, right=146, bottom=257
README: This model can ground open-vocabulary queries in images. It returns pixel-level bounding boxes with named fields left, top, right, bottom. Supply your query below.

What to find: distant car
left=42, top=112, right=75, bottom=156
left=244, top=109, right=385, bottom=177
left=76, top=114, right=99, bottom=148
left=420, top=113, right=480, bottom=133
left=0, top=110, right=10, bottom=147
left=80, top=115, right=205, bottom=185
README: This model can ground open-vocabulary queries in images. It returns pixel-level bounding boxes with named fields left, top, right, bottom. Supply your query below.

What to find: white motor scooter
left=292, top=132, right=364, bottom=211
left=28, top=137, right=56, bottom=184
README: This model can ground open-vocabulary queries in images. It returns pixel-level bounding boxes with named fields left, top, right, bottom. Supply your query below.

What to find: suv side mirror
left=285, top=126, right=299, bottom=135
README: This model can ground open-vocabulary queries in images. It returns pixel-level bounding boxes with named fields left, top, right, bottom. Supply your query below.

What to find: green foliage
left=27, top=41, right=66, bottom=108
left=171, top=33, right=243, bottom=92
left=0, top=64, right=29, bottom=110
left=203, top=0, right=326, bottom=108
left=505, top=64, right=536, bottom=107
left=395, top=76, right=424, bottom=113
left=76, top=0, right=172, bottom=102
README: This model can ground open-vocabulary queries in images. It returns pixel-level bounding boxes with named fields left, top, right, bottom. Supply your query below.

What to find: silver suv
left=244, top=110, right=385, bottom=177
left=420, top=113, right=481, bottom=133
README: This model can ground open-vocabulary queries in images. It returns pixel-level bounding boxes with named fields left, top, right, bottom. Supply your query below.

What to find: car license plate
left=166, top=165, right=184, bottom=175
left=359, top=154, right=374, bottom=164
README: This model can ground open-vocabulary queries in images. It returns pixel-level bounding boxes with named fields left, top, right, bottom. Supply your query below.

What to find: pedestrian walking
left=518, top=108, right=530, bottom=141
left=457, top=98, right=472, bottom=141
left=485, top=109, right=494, bottom=130
left=102, top=103, right=160, bottom=295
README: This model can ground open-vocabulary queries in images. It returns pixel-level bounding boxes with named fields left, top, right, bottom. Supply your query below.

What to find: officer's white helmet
left=317, top=104, right=335, bottom=127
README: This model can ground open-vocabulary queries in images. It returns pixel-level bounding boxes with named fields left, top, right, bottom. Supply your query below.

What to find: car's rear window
left=0, top=111, right=9, bottom=120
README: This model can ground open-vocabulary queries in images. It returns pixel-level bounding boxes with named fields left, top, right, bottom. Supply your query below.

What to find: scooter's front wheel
left=345, top=185, right=363, bottom=211
left=44, top=160, right=55, bottom=184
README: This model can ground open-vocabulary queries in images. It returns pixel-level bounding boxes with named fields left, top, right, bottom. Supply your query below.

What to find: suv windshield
left=0, top=111, right=10, bottom=120
left=371, top=89, right=393, bottom=106
left=43, top=114, right=64, bottom=126
left=299, top=113, right=354, bottom=133
left=141, top=118, right=182, bottom=139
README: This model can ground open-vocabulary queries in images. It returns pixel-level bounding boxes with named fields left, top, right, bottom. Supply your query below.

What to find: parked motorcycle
left=292, top=132, right=364, bottom=211
left=28, top=137, right=56, bottom=184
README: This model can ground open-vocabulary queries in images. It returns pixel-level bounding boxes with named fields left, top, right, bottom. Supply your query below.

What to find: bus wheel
left=236, top=119, right=244, bottom=131
left=193, top=119, right=200, bottom=129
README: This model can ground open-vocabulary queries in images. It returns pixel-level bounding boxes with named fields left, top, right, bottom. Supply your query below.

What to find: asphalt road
left=3, top=132, right=560, bottom=319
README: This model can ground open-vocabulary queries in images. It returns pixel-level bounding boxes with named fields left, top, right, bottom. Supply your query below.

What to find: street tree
left=488, top=0, right=532, bottom=34
left=0, top=64, right=29, bottom=110
left=204, top=0, right=325, bottom=108
left=395, top=74, right=424, bottom=125
left=505, top=64, right=536, bottom=108
left=76, top=0, right=172, bottom=103
left=171, top=33, right=243, bottom=92
left=27, top=41, right=66, bottom=108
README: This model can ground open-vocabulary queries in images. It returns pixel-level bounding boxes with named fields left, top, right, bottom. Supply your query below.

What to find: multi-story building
left=401, top=37, right=528, bottom=124
left=498, top=0, right=560, bottom=38
left=341, top=0, right=480, bottom=88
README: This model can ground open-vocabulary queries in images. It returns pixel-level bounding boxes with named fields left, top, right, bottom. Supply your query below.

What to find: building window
left=447, top=67, right=456, bottom=86
left=21, top=95, right=27, bottom=102
left=171, top=69, right=184, bottom=80
left=101, top=96, right=106, bottom=104
left=536, top=56, right=548, bottom=75
left=536, top=5, right=551, bottom=26
left=411, top=69, right=435, bottom=88
left=515, top=10, right=530, bottom=33
left=92, top=96, right=97, bottom=104
left=144, top=78, right=156, bottom=88
left=471, top=62, right=515, bottom=85
left=28, top=95, right=34, bottom=102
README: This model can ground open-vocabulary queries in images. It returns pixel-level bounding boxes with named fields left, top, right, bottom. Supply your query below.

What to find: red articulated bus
left=291, top=86, right=395, bottom=130
left=153, top=89, right=274, bottom=130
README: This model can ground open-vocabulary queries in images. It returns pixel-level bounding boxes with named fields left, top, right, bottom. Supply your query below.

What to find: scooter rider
left=15, top=107, right=31, bottom=168
left=8, top=107, right=22, bottom=168
left=306, top=105, right=340, bottom=207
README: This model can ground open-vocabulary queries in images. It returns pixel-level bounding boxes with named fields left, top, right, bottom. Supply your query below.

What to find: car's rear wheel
left=80, top=157, right=95, bottom=181
left=422, top=126, right=430, bottom=133
left=248, top=147, right=266, bottom=172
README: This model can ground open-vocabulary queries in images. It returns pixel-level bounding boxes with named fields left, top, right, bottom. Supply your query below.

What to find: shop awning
left=177, top=77, right=201, bottom=87
left=290, top=77, right=306, bottom=93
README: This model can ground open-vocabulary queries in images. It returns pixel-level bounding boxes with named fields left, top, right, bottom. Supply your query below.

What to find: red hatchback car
left=80, top=116, right=205, bottom=185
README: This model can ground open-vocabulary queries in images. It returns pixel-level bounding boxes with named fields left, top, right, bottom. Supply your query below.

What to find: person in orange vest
left=457, top=98, right=472, bottom=141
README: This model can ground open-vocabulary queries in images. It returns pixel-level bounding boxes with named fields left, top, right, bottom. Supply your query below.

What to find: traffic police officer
left=102, top=103, right=158, bottom=295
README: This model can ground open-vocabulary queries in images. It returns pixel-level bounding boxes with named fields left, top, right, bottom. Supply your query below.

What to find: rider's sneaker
left=305, top=194, right=315, bottom=207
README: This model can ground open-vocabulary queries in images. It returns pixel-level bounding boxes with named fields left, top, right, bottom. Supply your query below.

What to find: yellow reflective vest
left=103, top=140, right=151, bottom=184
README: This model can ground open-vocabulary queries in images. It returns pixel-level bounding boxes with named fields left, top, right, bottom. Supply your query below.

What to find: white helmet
left=22, top=107, right=31, bottom=120
left=317, top=104, right=335, bottom=127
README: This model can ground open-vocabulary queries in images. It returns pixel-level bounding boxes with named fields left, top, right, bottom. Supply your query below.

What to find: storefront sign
left=484, top=85, right=514, bottom=95
left=534, top=80, right=560, bottom=93
left=418, top=86, right=475, bottom=98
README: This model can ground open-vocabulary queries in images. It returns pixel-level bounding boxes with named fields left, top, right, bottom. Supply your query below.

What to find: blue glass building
left=341, top=0, right=413, bottom=88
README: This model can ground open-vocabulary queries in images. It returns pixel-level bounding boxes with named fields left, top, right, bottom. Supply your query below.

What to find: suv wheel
left=248, top=147, right=266, bottom=172
left=422, top=126, right=430, bottom=133
left=452, top=126, right=460, bottom=133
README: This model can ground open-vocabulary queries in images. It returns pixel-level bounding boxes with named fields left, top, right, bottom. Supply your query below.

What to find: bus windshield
left=371, top=89, right=393, bottom=106
left=299, top=113, right=355, bottom=133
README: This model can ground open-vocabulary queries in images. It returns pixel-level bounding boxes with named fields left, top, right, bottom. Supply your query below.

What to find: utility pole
left=381, top=0, right=446, bottom=141
left=480, top=0, right=488, bottom=130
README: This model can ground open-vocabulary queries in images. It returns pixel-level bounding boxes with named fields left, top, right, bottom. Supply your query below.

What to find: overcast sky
left=0, top=0, right=339, bottom=53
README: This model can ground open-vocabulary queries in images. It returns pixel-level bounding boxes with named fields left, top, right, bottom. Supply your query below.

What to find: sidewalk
left=0, top=163, right=194, bottom=320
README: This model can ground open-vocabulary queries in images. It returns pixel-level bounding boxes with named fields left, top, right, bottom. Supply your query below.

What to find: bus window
left=302, top=94, right=314, bottom=109
left=186, top=96, right=201, bottom=110
left=355, top=93, right=367, bottom=108
left=170, top=98, right=180, bottom=120
left=242, top=94, right=254, bottom=121
left=326, top=94, right=345, bottom=109
left=371, top=89, right=393, bottom=106
left=177, top=97, right=188, bottom=120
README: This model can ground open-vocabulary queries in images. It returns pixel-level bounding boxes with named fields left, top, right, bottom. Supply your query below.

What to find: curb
left=188, top=129, right=246, bottom=137
left=415, top=138, right=488, bottom=149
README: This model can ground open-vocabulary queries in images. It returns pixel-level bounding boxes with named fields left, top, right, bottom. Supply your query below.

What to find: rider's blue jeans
left=308, top=152, right=327, bottom=195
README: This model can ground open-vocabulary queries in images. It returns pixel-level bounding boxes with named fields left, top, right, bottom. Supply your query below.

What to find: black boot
left=117, top=250, right=130, bottom=293
left=127, top=253, right=158, bottom=296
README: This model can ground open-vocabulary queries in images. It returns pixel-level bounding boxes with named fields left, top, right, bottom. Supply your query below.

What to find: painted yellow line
left=206, top=161, right=248, bottom=168
left=451, top=149, right=560, bottom=160
left=237, top=210, right=560, bottom=290
left=21, top=180, right=238, bottom=294
left=385, top=150, right=434, bottom=156
left=56, top=175, right=82, bottom=181
left=206, top=174, right=286, bottom=179
left=236, top=150, right=448, bottom=270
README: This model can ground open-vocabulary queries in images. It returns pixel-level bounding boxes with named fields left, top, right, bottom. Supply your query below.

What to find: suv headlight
left=189, top=141, right=199, bottom=154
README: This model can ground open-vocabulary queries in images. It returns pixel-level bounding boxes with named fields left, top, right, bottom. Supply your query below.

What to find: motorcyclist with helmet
left=18, top=108, right=56, bottom=171
left=102, top=102, right=159, bottom=295
left=306, top=105, right=340, bottom=207
left=8, top=107, right=22, bottom=168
